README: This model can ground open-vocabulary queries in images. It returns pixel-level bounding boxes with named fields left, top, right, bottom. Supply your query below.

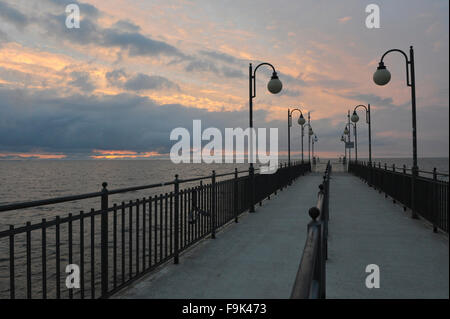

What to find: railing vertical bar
left=113, top=204, right=118, bottom=288
left=154, top=195, right=158, bottom=265
left=9, top=225, right=15, bottom=299
left=136, top=199, right=140, bottom=274
left=148, top=197, right=152, bottom=267
left=26, top=221, right=32, bottom=299
left=41, top=219, right=47, bottom=299
left=159, top=194, right=163, bottom=261
left=142, top=198, right=146, bottom=270
left=121, top=202, right=125, bottom=284
left=165, top=193, right=168, bottom=259
left=79, top=211, right=85, bottom=299
left=100, top=183, right=109, bottom=297
left=174, top=175, right=180, bottom=264
left=90, top=210, right=95, bottom=299
left=129, top=201, right=133, bottom=280
left=55, top=216, right=61, bottom=299
left=68, top=213, right=73, bottom=299
left=169, top=193, right=173, bottom=255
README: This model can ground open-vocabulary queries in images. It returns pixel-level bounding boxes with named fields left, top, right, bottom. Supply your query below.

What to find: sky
left=0, top=0, right=448, bottom=160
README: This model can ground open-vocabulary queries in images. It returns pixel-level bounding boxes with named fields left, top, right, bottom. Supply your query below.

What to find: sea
left=0, top=158, right=448, bottom=228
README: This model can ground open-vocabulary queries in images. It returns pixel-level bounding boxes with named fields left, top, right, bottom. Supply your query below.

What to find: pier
left=0, top=161, right=448, bottom=299
left=114, top=162, right=448, bottom=299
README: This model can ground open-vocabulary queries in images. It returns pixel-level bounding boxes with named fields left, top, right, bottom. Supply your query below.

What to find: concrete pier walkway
left=114, top=167, right=448, bottom=299
left=115, top=173, right=323, bottom=299
left=327, top=172, right=449, bottom=298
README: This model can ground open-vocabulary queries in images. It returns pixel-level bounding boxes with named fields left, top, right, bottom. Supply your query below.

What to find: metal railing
left=0, top=161, right=311, bottom=299
left=349, top=161, right=448, bottom=233
left=290, top=161, right=331, bottom=299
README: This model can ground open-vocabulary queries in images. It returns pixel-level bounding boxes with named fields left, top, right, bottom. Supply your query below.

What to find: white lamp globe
left=344, top=127, right=349, bottom=135
left=298, top=114, right=306, bottom=125
left=309, top=128, right=313, bottom=136
left=267, top=72, right=282, bottom=94
left=340, top=135, right=345, bottom=141
left=373, top=62, right=391, bottom=86
left=351, top=111, right=359, bottom=123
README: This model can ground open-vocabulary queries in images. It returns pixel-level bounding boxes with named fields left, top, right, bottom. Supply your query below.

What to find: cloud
left=199, top=50, right=243, bottom=65
left=101, top=29, right=185, bottom=58
left=0, top=88, right=257, bottom=155
left=0, top=2, right=29, bottom=30
left=185, top=59, right=244, bottom=78
left=279, top=88, right=302, bottom=97
left=338, top=16, right=352, bottom=24
left=46, top=0, right=100, bottom=19
left=106, top=69, right=180, bottom=91
left=338, top=92, right=409, bottom=109
left=68, top=71, right=96, bottom=92
left=185, top=60, right=220, bottom=73
left=112, top=20, right=141, bottom=33
left=40, top=11, right=185, bottom=59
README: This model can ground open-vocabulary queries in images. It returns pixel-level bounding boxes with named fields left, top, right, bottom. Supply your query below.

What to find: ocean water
left=0, top=158, right=448, bottom=227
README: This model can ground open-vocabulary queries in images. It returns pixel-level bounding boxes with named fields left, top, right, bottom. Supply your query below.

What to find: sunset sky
left=0, top=0, right=448, bottom=160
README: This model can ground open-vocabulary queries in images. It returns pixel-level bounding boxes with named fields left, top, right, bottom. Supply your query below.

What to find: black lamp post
left=373, top=46, right=418, bottom=219
left=248, top=62, right=282, bottom=212
left=303, top=122, right=313, bottom=164
left=303, top=112, right=313, bottom=164
left=343, top=122, right=351, bottom=162
left=340, top=135, right=346, bottom=165
left=312, top=134, right=318, bottom=164
left=351, top=104, right=372, bottom=164
left=288, top=108, right=306, bottom=165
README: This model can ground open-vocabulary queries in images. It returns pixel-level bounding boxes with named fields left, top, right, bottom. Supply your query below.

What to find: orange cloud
left=0, top=152, right=67, bottom=159
left=91, top=149, right=164, bottom=159
left=338, top=16, right=352, bottom=23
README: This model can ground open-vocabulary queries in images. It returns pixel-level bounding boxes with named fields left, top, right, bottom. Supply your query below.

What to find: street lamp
left=312, top=134, right=318, bottom=164
left=248, top=62, right=282, bottom=212
left=342, top=119, right=352, bottom=165
left=351, top=104, right=372, bottom=164
left=288, top=108, right=305, bottom=165
left=373, top=46, right=418, bottom=219
left=304, top=123, right=313, bottom=163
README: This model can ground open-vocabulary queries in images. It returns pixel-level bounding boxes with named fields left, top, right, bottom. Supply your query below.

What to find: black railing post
left=433, top=168, right=438, bottom=233
left=174, top=174, right=180, bottom=264
left=9, top=225, right=15, bottom=299
left=234, top=168, right=239, bottom=223
left=100, top=182, right=109, bottom=297
left=211, top=171, right=216, bottom=239
left=249, top=166, right=255, bottom=212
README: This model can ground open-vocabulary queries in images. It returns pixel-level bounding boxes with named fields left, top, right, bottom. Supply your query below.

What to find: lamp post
left=373, top=46, right=418, bottom=219
left=340, top=135, right=346, bottom=165
left=248, top=62, right=282, bottom=212
left=351, top=104, right=372, bottom=164
left=347, top=110, right=352, bottom=162
left=303, top=112, right=313, bottom=163
left=312, top=135, right=318, bottom=164
left=304, top=122, right=313, bottom=164
left=343, top=123, right=351, bottom=162
left=288, top=108, right=306, bottom=165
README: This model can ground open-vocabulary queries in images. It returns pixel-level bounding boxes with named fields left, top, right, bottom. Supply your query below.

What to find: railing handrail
left=350, top=160, right=449, bottom=177
left=348, top=161, right=448, bottom=234
left=0, top=161, right=309, bottom=213
left=291, top=161, right=331, bottom=299
left=1, top=161, right=312, bottom=299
